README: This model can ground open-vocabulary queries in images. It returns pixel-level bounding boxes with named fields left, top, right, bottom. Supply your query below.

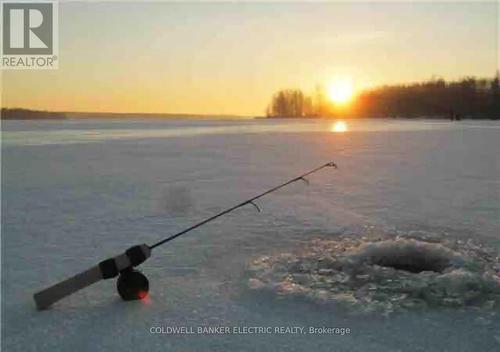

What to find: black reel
left=116, top=268, right=149, bottom=301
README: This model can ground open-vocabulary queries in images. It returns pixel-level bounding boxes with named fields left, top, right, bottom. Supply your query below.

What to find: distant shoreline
left=66, top=111, right=249, bottom=120
left=1, top=108, right=250, bottom=120
left=2, top=108, right=499, bottom=121
left=1, top=108, right=66, bottom=120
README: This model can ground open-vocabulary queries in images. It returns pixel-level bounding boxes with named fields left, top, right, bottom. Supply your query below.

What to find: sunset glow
left=1, top=2, right=496, bottom=115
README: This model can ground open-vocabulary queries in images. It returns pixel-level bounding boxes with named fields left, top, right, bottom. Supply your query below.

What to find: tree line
left=265, top=73, right=500, bottom=119
left=1, top=108, right=66, bottom=120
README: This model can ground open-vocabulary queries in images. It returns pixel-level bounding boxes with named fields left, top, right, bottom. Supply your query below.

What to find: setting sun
left=328, top=78, right=355, bottom=105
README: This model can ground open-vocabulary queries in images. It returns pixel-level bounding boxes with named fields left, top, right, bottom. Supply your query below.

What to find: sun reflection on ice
left=331, top=121, right=348, bottom=133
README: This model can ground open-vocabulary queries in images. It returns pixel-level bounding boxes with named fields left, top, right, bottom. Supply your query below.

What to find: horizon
left=3, top=72, right=498, bottom=118
left=1, top=1, right=498, bottom=116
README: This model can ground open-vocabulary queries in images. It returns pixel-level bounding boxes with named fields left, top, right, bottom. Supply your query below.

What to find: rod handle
left=33, top=244, right=151, bottom=310
left=33, top=266, right=103, bottom=310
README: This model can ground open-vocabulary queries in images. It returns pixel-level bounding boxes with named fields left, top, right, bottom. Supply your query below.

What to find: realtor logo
left=1, top=1, right=58, bottom=69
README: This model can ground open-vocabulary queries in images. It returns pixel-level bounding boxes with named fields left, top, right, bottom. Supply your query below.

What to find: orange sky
left=2, top=2, right=498, bottom=116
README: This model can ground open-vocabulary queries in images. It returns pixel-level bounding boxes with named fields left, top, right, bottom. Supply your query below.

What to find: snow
left=247, top=232, right=500, bottom=314
left=2, top=118, right=500, bottom=351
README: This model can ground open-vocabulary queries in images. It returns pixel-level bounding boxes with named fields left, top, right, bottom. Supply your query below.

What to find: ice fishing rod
left=33, top=161, right=337, bottom=310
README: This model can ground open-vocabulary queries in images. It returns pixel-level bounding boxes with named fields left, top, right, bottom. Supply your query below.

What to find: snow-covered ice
left=2, top=118, right=499, bottom=351
left=247, top=230, right=500, bottom=314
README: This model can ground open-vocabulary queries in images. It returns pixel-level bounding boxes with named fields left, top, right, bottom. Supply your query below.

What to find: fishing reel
left=116, top=268, right=149, bottom=301
left=99, top=244, right=152, bottom=301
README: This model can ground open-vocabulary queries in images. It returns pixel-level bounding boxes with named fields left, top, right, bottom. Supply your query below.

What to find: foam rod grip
left=33, top=266, right=103, bottom=310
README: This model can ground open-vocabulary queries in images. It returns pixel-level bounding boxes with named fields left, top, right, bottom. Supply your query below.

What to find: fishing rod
left=33, top=161, right=338, bottom=310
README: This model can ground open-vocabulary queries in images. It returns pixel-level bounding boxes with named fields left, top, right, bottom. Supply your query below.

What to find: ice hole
left=370, top=253, right=449, bottom=273
left=359, top=240, right=455, bottom=274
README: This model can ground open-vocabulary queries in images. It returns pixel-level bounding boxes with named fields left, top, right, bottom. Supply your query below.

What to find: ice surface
left=2, top=118, right=500, bottom=351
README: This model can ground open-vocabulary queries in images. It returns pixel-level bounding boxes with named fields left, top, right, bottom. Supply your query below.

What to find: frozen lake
left=2, top=118, right=499, bottom=351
